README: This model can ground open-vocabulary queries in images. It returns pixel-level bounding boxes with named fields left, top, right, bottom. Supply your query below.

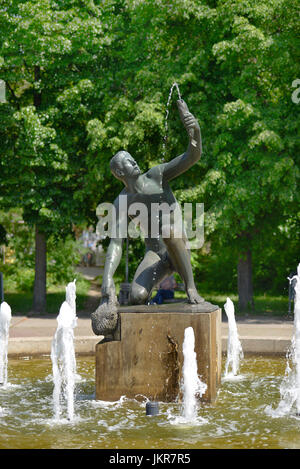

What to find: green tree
left=1, top=0, right=298, bottom=313
left=86, top=0, right=299, bottom=309
left=0, top=0, right=110, bottom=312
left=203, top=0, right=300, bottom=309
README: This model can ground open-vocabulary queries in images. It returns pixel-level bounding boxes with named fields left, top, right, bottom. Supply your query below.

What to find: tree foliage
left=0, top=0, right=299, bottom=309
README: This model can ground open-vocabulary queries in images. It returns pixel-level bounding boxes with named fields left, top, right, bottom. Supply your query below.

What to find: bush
left=47, top=235, right=82, bottom=286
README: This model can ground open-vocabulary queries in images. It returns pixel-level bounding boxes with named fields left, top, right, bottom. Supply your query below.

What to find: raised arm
left=162, top=100, right=202, bottom=182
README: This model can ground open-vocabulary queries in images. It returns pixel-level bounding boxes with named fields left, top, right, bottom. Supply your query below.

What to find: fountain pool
left=1, top=355, right=300, bottom=449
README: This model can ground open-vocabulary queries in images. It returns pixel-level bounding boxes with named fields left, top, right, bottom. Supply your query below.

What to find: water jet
left=266, top=263, right=300, bottom=418
left=181, top=327, right=207, bottom=421
left=223, top=297, right=244, bottom=378
left=51, top=281, right=77, bottom=421
left=0, top=301, right=11, bottom=386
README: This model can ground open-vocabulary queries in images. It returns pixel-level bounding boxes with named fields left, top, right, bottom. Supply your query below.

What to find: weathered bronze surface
left=92, top=100, right=206, bottom=336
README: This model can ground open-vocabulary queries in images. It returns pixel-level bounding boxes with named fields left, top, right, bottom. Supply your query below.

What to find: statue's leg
left=129, top=250, right=173, bottom=305
left=162, top=216, right=204, bottom=304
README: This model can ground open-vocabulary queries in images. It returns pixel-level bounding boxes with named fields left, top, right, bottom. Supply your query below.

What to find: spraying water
left=66, top=279, right=76, bottom=315
left=65, top=279, right=78, bottom=381
left=181, top=327, right=207, bottom=421
left=0, top=302, right=11, bottom=386
left=162, top=82, right=182, bottom=162
left=224, top=298, right=244, bottom=378
left=51, top=281, right=77, bottom=421
left=147, top=83, right=183, bottom=299
left=266, top=263, right=300, bottom=417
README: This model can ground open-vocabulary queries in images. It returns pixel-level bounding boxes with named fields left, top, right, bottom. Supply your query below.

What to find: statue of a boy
left=92, top=100, right=203, bottom=336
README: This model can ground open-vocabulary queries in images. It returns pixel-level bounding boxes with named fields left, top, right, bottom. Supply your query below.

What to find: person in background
left=151, top=275, right=178, bottom=305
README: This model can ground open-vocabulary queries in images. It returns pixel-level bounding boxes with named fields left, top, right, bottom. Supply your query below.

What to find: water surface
left=0, top=355, right=300, bottom=449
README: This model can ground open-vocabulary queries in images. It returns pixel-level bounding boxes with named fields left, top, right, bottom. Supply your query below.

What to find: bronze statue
left=92, top=100, right=203, bottom=336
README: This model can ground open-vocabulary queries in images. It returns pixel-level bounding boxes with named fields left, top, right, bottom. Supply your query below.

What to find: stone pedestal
left=95, top=302, right=221, bottom=403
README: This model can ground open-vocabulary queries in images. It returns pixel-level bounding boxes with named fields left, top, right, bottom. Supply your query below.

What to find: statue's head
left=110, top=150, right=141, bottom=182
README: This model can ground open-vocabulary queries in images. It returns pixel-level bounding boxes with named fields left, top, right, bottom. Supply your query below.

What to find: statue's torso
left=119, top=165, right=179, bottom=253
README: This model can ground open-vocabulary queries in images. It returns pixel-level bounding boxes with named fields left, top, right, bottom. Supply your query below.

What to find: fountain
left=181, top=327, right=207, bottom=421
left=50, top=280, right=77, bottom=421
left=93, top=86, right=221, bottom=404
left=3, top=84, right=296, bottom=449
left=266, top=263, right=300, bottom=418
left=65, top=279, right=76, bottom=316
left=1, top=354, right=300, bottom=449
left=0, top=273, right=298, bottom=448
left=223, top=297, right=244, bottom=378
left=0, top=301, right=11, bottom=386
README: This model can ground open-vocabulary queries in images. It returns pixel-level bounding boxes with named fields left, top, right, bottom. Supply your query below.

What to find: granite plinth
left=95, top=302, right=221, bottom=403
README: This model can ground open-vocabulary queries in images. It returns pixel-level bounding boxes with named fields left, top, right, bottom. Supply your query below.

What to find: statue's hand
left=101, top=282, right=118, bottom=306
left=91, top=281, right=119, bottom=336
left=177, top=100, right=200, bottom=137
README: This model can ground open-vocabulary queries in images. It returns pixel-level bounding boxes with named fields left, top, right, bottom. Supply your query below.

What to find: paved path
left=6, top=313, right=294, bottom=357
left=222, top=316, right=293, bottom=355
left=8, top=314, right=100, bottom=356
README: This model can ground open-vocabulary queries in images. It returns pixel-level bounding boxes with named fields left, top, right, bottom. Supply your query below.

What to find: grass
left=2, top=267, right=290, bottom=318
left=174, top=290, right=289, bottom=317
left=110, top=274, right=291, bottom=318
left=246, top=294, right=289, bottom=317
left=4, top=275, right=90, bottom=315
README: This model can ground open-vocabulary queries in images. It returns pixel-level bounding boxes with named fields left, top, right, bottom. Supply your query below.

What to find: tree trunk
left=32, top=226, right=47, bottom=314
left=237, top=249, right=254, bottom=312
